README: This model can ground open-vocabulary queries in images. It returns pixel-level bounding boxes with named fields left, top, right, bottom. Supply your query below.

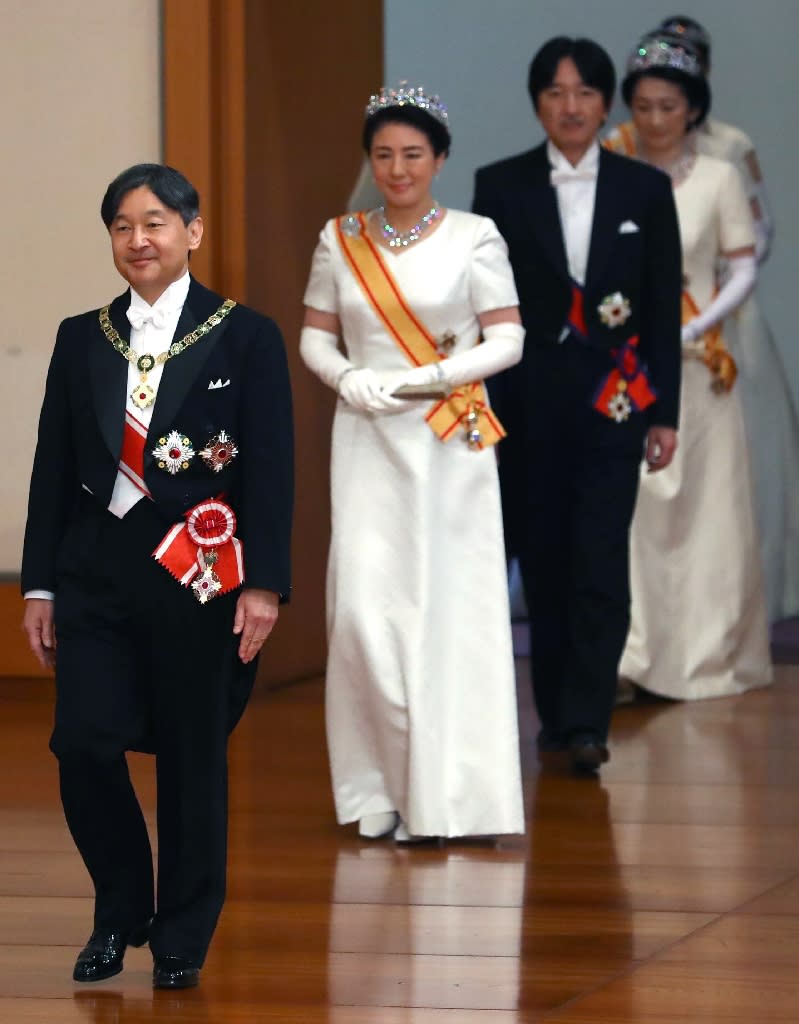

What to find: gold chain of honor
left=99, top=298, right=237, bottom=410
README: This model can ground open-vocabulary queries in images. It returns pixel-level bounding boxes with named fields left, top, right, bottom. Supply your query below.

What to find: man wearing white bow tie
left=473, top=37, right=681, bottom=772
left=21, top=164, right=293, bottom=987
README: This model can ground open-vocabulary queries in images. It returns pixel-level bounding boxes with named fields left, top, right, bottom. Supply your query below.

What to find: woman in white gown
left=608, top=16, right=799, bottom=622
left=608, top=36, right=772, bottom=700
left=300, top=85, right=525, bottom=840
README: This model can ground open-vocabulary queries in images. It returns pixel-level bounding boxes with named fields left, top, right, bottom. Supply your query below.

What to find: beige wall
left=1, top=0, right=161, bottom=573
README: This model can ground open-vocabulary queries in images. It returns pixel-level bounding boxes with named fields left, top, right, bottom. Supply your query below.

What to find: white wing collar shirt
left=107, top=270, right=191, bottom=518
left=547, top=139, right=599, bottom=287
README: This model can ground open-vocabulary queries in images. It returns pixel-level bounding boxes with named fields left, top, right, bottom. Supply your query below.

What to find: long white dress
left=304, top=210, right=525, bottom=837
left=699, top=120, right=799, bottom=621
left=608, top=121, right=799, bottom=621
left=619, top=155, right=773, bottom=700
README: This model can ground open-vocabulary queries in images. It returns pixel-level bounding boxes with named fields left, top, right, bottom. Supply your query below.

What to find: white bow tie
left=549, top=167, right=597, bottom=187
left=127, top=305, right=170, bottom=331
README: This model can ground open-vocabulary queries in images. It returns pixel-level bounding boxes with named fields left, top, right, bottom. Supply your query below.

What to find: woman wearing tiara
left=607, top=17, right=799, bottom=623
left=608, top=36, right=772, bottom=700
left=299, top=85, right=525, bottom=841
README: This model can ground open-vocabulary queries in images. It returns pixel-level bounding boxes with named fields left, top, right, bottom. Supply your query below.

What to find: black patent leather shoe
left=569, top=734, right=610, bottom=773
left=153, top=956, right=200, bottom=989
left=536, top=726, right=567, bottom=752
left=73, top=921, right=150, bottom=983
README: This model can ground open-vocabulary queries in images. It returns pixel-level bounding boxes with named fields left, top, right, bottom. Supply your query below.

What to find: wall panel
left=163, top=0, right=383, bottom=685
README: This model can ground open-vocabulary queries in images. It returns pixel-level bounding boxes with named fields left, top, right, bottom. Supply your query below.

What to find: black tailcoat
left=473, top=143, right=681, bottom=743
left=21, top=276, right=293, bottom=964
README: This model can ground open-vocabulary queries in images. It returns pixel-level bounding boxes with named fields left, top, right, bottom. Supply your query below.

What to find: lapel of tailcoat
left=89, top=290, right=130, bottom=461
left=521, top=145, right=570, bottom=282
left=147, top=278, right=232, bottom=443
left=585, top=148, right=623, bottom=291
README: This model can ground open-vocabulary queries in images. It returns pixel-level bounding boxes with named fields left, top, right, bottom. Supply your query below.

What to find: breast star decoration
left=199, top=430, right=239, bottom=473
left=152, top=430, right=195, bottom=474
left=597, top=292, right=632, bottom=328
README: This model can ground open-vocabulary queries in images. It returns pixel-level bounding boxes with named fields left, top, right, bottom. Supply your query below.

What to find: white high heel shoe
left=358, top=812, right=399, bottom=838
left=393, top=820, right=427, bottom=844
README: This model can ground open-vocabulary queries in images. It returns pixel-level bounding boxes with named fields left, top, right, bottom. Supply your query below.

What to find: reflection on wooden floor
left=2, top=659, right=799, bottom=1022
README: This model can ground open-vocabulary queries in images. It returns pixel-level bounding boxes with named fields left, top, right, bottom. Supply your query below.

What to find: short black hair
left=657, top=16, right=711, bottom=72
left=362, top=105, right=451, bottom=158
left=621, top=66, right=712, bottom=128
left=100, top=163, right=200, bottom=228
left=528, top=37, right=616, bottom=112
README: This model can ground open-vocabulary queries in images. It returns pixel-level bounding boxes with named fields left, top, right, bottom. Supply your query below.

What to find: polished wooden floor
left=2, top=658, right=799, bottom=1022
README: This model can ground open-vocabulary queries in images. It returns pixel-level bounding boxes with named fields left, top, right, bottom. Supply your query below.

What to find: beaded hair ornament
left=365, top=83, right=449, bottom=126
left=627, top=35, right=702, bottom=77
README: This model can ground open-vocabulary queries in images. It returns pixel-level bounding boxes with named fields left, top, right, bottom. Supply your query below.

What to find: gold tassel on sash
left=682, top=291, right=737, bottom=393
left=336, top=213, right=506, bottom=449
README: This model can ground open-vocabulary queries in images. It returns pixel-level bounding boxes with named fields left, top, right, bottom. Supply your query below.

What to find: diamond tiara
left=365, top=83, right=449, bottom=126
left=627, top=35, right=702, bottom=77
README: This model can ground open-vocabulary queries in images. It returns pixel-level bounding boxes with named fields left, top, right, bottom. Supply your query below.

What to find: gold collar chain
left=98, top=298, right=236, bottom=410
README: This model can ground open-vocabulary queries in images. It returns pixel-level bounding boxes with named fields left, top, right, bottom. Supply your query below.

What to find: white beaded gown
left=618, top=154, right=772, bottom=699
left=608, top=120, right=799, bottom=621
left=304, top=210, right=525, bottom=837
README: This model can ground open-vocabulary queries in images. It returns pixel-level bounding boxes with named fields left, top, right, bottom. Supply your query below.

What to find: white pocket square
left=208, top=378, right=230, bottom=390
left=618, top=220, right=640, bottom=234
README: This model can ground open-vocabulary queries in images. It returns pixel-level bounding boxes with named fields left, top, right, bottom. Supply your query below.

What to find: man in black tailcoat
left=473, top=38, right=681, bottom=771
left=21, top=164, right=293, bottom=986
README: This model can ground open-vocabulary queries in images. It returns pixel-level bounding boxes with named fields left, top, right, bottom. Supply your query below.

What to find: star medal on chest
left=597, top=292, right=631, bottom=329
left=199, top=429, right=239, bottom=473
left=152, top=430, right=195, bottom=474
left=98, top=299, right=237, bottom=411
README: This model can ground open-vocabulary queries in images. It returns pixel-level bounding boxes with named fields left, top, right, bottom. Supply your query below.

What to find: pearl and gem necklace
left=377, top=203, right=442, bottom=248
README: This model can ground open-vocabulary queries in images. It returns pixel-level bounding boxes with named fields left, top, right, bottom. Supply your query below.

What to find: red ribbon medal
left=153, top=499, right=244, bottom=603
left=592, top=336, right=657, bottom=422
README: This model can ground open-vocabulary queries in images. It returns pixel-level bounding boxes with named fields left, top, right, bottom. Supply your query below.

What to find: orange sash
left=682, top=290, right=737, bottom=392
left=335, top=213, right=505, bottom=449
left=604, top=122, right=637, bottom=156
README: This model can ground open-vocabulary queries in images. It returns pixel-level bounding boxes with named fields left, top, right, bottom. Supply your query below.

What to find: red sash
left=118, top=410, right=152, bottom=497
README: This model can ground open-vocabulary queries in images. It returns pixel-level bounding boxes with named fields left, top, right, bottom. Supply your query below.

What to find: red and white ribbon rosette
left=153, top=499, right=244, bottom=603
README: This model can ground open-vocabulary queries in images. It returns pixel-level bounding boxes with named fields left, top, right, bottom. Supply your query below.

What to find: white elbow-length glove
left=681, top=255, right=756, bottom=347
left=299, top=325, right=405, bottom=413
left=385, top=322, right=525, bottom=393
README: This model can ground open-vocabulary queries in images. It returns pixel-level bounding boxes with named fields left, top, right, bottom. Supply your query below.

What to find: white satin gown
left=607, top=120, right=799, bottom=621
left=304, top=210, right=525, bottom=836
left=620, top=155, right=773, bottom=699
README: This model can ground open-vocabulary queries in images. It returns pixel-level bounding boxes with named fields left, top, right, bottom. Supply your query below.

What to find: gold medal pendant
left=131, top=379, right=156, bottom=410
left=100, top=299, right=238, bottom=414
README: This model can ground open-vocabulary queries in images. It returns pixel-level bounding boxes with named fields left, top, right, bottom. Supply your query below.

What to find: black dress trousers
left=51, top=493, right=252, bottom=966
left=517, top=340, right=647, bottom=743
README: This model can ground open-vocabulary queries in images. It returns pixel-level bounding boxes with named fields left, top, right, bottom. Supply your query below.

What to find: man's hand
left=23, top=599, right=57, bottom=670
left=644, top=426, right=678, bottom=473
left=233, top=588, right=280, bottom=664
